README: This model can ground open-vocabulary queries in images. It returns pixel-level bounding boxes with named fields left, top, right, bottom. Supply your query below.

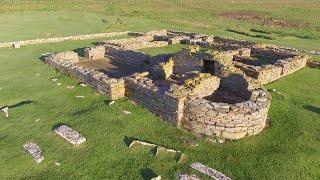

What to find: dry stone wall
left=45, top=52, right=125, bottom=100
left=234, top=53, right=309, bottom=84
left=172, top=50, right=206, bottom=74
left=124, top=73, right=186, bottom=124
left=104, top=45, right=150, bottom=67
left=151, top=58, right=174, bottom=79
left=0, top=31, right=128, bottom=48
left=183, top=73, right=271, bottom=140
left=84, top=46, right=105, bottom=60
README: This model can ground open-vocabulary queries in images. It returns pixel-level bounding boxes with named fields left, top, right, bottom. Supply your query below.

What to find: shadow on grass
left=303, top=105, right=320, bottom=114
left=226, top=28, right=274, bottom=40
left=140, top=168, right=158, bottom=180
left=123, top=136, right=137, bottom=146
left=73, top=47, right=87, bottom=57
left=0, top=100, right=35, bottom=110
left=71, top=105, right=99, bottom=116
left=91, top=42, right=104, bottom=46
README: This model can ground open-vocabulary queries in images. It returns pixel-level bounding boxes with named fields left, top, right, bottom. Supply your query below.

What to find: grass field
left=0, top=0, right=320, bottom=179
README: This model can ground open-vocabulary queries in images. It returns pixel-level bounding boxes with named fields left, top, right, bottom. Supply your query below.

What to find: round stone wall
left=183, top=88, right=271, bottom=139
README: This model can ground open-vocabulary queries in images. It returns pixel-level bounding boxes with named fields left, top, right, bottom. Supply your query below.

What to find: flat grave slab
left=54, top=125, right=86, bottom=145
left=23, top=142, right=44, bottom=163
left=191, top=162, right=231, bottom=180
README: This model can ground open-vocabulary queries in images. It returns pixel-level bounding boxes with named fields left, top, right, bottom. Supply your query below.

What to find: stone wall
left=234, top=54, right=309, bottom=84
left=45, top=52, right=125, bottom=100
left=124, top=73, right=186, bottom=124
left=151, top=58, right=174, bottom=79
left=0, top=31, right=128, bottom=48
left=104, top=45, right=150, bottom=66
left=181, top=72, right=220, bottom=98
left=172, top=50, right=209, bottom=74
left=183, top=73, right=271, bottom=140
left=183, top=89, right=270, bottom=139
left=84, top=46, right=105, bottom=60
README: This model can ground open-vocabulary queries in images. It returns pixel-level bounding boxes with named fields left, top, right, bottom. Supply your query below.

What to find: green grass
left=0, top=1, right=319, bottom=50
left=0, top=1, right=320, bottom=179
left=141, top=44, right=187, bottom=56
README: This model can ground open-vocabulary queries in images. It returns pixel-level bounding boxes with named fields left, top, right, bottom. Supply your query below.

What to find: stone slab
left=54, top=125, right=86, bottom=145
left=191, top=162, right=231, bottom=180
left=23, top=142, right=44, bottom=163
left=179, top=174, right=200, bottom=180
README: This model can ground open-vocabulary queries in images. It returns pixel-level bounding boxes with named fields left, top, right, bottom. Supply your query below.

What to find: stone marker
left=54, top=125, right=86, bottom=145
left=191, top=162, right=231, bottom=180
left=156, top=146, right=181, bottom=156
left=1, top=107, right=9, bottom=118
left=23, top=142, right=44, bottom=163
left=12, top=42, right=21, bottom=48
left=123, top=110, right=131, bottom=115
left=108, top=101, right=115, bottom=106
left=179, top=174, right=200, bottom=180
left=129, top=140, right=184, bottom=161
left=151, top=175, right=161, bottom=180
left=129, top=140, right=157, bottom=148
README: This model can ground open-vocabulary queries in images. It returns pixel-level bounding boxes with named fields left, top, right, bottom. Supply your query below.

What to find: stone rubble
left=123, top=110, right=132, bottom=115
left=191, top=162, right=232, bottom=180
left=54, top=125, right=86, bottom=145
left=1, top=107, right=9, bottom=118
left=129, top=140, right=183, bottom=160
left=23, top=142, right=44, bottom=163
left=307, top=60, right=320, bottom=68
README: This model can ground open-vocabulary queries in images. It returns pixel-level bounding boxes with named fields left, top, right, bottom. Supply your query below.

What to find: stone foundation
left=43, top=30, right=312, bottom=140
left=45, top=53, right=125, bottom=100
left=84, top=46, right=105, bottom=60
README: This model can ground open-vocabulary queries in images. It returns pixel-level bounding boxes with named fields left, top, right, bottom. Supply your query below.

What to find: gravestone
left=23, top=142, right=44, bottom=163
left=54, top=125, right=86, bottom=145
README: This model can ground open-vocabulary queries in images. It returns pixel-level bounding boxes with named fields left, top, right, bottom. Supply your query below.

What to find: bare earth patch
left=220, top=10, right=313, bottom=29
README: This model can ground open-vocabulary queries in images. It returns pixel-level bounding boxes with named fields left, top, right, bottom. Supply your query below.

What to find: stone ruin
left=44, top=30, right=310, bottom=140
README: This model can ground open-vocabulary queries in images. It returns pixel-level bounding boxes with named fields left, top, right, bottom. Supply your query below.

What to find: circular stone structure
left=183, top=73, right=271, bottom=140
